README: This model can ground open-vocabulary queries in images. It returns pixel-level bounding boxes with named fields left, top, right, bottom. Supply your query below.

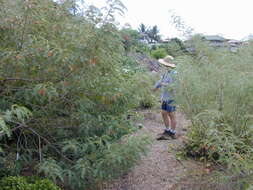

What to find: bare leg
left=168, top=111, right=176, bottom=131
left=161, top=110, right=170, bottom=128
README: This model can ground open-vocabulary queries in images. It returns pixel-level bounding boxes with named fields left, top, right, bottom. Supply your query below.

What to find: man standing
left=153, top=55, right=177, bottom=140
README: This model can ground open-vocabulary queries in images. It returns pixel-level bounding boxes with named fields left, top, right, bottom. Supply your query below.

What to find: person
left=153, top=55, right=177, bottom=140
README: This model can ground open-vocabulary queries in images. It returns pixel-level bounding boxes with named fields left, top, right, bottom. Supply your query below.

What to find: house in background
left=139, top=32, right=149, bottom=44
left=227, top=39, right=242, bottom=52
left=184, top=34, right=243, bottom=53
left=202, top=35, right=229, bottom=47
left=160, top=37, right=171, bottom=44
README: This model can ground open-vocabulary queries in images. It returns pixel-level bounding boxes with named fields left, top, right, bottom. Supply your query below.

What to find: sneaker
left=156, top=130, right=176, bottom=140
left=166, top=130, right=177, bottom=139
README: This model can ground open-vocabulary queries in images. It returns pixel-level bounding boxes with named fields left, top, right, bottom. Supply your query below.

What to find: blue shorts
left=161, top=100, right=176, bottom=112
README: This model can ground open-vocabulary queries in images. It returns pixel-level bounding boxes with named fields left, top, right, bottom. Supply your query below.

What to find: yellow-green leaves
left=0, top=105, right=32, bottom=137
left=0, top=116, right=10, bottom=137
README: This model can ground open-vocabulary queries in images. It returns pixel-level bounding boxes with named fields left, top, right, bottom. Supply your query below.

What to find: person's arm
left=152, top=74, right=164, bottom=91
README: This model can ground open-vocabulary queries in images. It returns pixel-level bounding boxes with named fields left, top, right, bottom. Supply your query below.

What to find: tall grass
left=175, top=36, right=253, bottom=189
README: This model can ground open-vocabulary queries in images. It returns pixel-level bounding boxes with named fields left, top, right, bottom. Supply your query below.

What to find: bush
left=175, top=37, right=253, bottom=188
left=121, top=28, right=141, bottom=52
left=131, top=72, right=158, bottom=109
left=33, top=179, right=61, bottom=190
left=0, top=0, right=151, bottom=189
left=0, top=176, right=28, bottom=190
left=139, top=94, right=155, bottom=109
left=151, top=48, right=167, bottom=59
left=0, top=176, right=60, bottom=190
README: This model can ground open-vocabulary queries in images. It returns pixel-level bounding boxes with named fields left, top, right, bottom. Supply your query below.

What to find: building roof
left=203, top=35, right=227, bottom=41
left=228, top=39, right=241, bottom=43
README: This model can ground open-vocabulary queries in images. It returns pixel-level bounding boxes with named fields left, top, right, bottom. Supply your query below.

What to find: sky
left=84, top=0, right=253, bottom=40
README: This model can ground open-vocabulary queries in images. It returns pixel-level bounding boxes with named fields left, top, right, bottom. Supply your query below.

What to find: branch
left=0, top=125, right=23, bottom=138
left=25, top=126, right=74, bottom=164
left=1, top=78, right=42, bottom=82
left=18, top=2, right=29, bottom=51
left=7, top=121, right=74, bottom=164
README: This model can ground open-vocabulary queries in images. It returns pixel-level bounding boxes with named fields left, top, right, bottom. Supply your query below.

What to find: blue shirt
left=154, top=70, right=177, bottom=101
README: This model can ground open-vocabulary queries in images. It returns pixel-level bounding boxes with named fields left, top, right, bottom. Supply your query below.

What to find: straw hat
left=158, top=55, right=176, bottom=68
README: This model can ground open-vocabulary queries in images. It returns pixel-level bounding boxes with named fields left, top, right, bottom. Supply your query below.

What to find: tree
left=138, top=23, right=149, bottom=43
left=0, top=0, right=150, bottom=189
left=168, top=10, right=194, bottom=38
left=147, top=25, right=161, bottom=43
left=121, top=28, right=140, bottom=52
left=138, top=23, right=147, bottom=33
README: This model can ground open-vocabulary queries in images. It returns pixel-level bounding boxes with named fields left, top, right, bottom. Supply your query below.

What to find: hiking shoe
left=156, top=130, right=176, bottom=140
left=157, top=130, right=176, bottom=140
left=166, top=130, right=177, bottom=139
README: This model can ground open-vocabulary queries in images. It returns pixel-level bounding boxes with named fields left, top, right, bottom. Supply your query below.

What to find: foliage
left=33, top=178, right=61, bottom=190
left=151, top=48, right=167, bottom=59
left=175, top=37, right=253, bottom=188
left=120, top=23, right=162, bottom=53
left=0, top=0, right=151, bottom=189
left=139, top=94, right=156, bottom=109
left=120, top=27, right=150, bottom=53
left=137, top=23, right=161, bottom=44
left=36, top=135, right=151, bottom=189
left=135, top=42, right=151, bottom=54
left=0, top=176, right=60, bottom=190
left=0, top=176, right=28, bottom=190
left=168, top=10, right=194, bottom=38
left=134, top=72, right=157, bottom=109
left=159, top=38, right=187, bottom=57
left=147, top=25, right=161, bottom=43
left=138, top=23, right=147, bottom=33
left=0, top=105, right=32, bottom=138
left=121, top=28, right=140, bottom=52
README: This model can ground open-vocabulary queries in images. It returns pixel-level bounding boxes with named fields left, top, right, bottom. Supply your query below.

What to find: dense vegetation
left=1, top=0, right=253, bottom=189
left=0, top=0, right=154, bottom=189
left=175, top=36, right=253, bottom=189
left=0, top=176, right=61, bottom=190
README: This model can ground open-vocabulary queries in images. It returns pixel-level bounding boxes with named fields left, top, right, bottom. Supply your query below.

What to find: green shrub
left=0, top=167, right=12, bottom=179
left=0, top=176, right=29, bottom=190
left=33, top=179, right=61, bottom=190
left=175, top=37, right=253, bottom=188
left=151, top=48, right=167, bottom=59
left=0, top=1, right=151, bottom=189
left=139, top=94, right=156, bottom=109
left=0, top=176, right=61, bottom=190
left=135, top=43, right=151, bottom=54
left=164, top=38, right=186, bottom=57
left=131, top=72, right=157, bottom=109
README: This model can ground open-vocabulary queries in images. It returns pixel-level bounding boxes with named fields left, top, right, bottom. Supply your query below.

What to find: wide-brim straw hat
left=158, top=55, right=176, bottom=68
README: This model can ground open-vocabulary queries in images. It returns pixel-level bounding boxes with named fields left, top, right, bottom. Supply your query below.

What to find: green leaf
left=0, top=116, right=10, bottom=137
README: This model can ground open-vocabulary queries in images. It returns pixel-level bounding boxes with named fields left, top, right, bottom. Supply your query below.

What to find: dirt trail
left=104, top=109, right=206, bottom=190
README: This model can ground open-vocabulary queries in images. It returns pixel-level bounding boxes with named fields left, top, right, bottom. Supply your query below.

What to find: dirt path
left=103, top=109, right=207, bottom=190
